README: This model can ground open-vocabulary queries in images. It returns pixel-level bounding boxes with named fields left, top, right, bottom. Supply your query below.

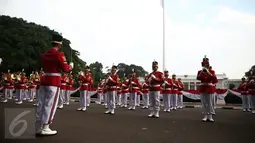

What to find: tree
left=0, top=15, right=86, bottom=75
left=245, top=65, right=255, bottom=78
left=89, top=62, right=104, bottom=87
left=116, top=63, right=148, bottom=80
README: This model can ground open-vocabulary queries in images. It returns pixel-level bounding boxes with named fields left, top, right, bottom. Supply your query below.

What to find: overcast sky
left=1, top=0, right=255, bottom=79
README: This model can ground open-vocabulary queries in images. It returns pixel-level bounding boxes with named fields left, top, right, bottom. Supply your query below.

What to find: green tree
left=0, top=15, right=86, bottom=75
left=245, top=65, right=255, bottom=78
left=89, top=61, right=104, bottom=87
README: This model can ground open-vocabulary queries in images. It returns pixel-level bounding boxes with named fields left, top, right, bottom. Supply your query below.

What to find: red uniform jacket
left=28, top=79, right=36, bottom=89
left=60, top=75, right=68, bottom=90
left=35, top=75, right=41, bottom=90
left=142, top=82, right=149, bottom=94
left=172, top=80, right=179, bottom=94
left=97, top=82, right=103, bottom=94
left=147, top=71, right=164, bottom=91
left=162, top=78, right=173, bottom=94
left=238, top=82, right=248, bottom=95
left=79, top=73, right=93, bottom=91
left=41, top=48, right=72, bottom=87
left=128, top=77, right=140, bottom=93
left=67, top=78, right=74, bottom=90
left=16, top=76, right=28, bottom=89
left=117, top=85, right=122, bottom=95
left=106, top=74, right=119, bottom=91
left=4, top=78, right=14, bottom=89
left=178, top=81, right=184, bottom=95
left=121, top=80, right=129, bottom=93
left=196, top=69, right=218, bottom=94
left=247, top=81, right=255, bottom=95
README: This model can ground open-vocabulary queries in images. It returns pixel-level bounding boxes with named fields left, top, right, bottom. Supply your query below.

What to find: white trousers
left=136, top=94, right=141, bottom=106
left=58, top=90, right=65, bottom=106
left=28, top=89, right=36, bottom=100
left=200, top=93, right=214, bottom=115
left=36, top=86, right=60, bottom=125
left=149, top=91, right=160, bottom=111
left=129, top=92, right=137, bottom=107
left=87, top=92, right=90, bottom=105
left=116, top=94, right=121, bottom=104
left=35, top=89, right=40, bottom=104
left=163, top=94, right=171, bottom=110
left=177, top=95, right=183, bottom=107
left=4, top=88, right=13, bottom=100
left=121, top=93, right=128, bottom=105
left=80, top=90, right=88, bottom=108
left=107, top=91, right=116, bottom=110
left=250, top=95, right=255, bottom=110
left=16, top=89, right=25, bottom=102
left=98, top=93, right=103, bottom=103
left=142, top=93, right=149, bottom=106
left=242, top=95, right=251, bottom=109
left=170, top=94, right=178, bottom=108
left=64, top=90, right=70, bottom=104
left=103, top=93, right=107, bottom=104
left=211, top=93, right=216, bottom=108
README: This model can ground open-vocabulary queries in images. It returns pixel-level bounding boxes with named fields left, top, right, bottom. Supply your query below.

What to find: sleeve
left=58, top=52, right=72, bottom=72
left=196, top=71, right=202, bottom=80
left=211, top=70, right=218, bottom=84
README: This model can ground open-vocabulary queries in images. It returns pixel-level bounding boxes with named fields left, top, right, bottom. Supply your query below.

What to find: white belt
left=61, top=83, right=66, bottom=85
left=19, top=84, right=25, bottom=86
left=44, top=73, right=61, bottom=76
left=132, top=87, right=139, bottom=89
left=150, top=84, right=160, bottom=87
left=164, top=88, right=172, bottom=90
left=200, top=83, right=213, bottom=86
left=110, top=86, right=116, bottom=88
left=82, top=83, right=88, bottom=86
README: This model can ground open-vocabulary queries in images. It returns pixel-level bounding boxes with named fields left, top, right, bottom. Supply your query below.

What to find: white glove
left=151, top=74, right=156, bottom=79
left=162, top=83, right=165, bottom=87
left=148, top=77, right=152, bottom=82
left=69, top=62, right=74, bottom=69
left=131, top=81, right=135, bottom=84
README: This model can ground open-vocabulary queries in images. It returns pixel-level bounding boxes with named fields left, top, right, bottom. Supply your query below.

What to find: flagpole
left=162, top=0, right=165, bottom=72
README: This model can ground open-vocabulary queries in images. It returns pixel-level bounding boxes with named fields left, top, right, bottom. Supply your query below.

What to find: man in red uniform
left=128, top=71, right=140, bottom=110
left=36, top=33, right=73, bottom=135
left=77, top=66, right=92, bottom=111
left=121, top=76, right=129, bottom=108
left=96, top=80, right=103, bottom=104
left=142, top=76, right=149, bottom=109
left=34, top=70, right=43, bottom=106
left=57, top=73, right=68, bottom=109
left=65, top=73, right=74, bottom=105
left=103, top=73, right=110, bottom=108
left=162, top=70, right=172, bottom=112
left=16, top=72, right=28, bottom=104
left=147, top=61, right=164, bottom=118
left=196, top=55, right=218, bottom=122
left=104, top=65, right=120, bottom=114
left=28, top=72, right=37, bottom=102
left=170, top=74, right=179, bottom=110
left=116, top=82, right=122, bottom=106
left=177, top=78, right=184, bottom=109
left=1, top=70, right=14, bottom=103
left=247, top=73, right=255, bottom=114
left=238, top=77, right=250, bottom=112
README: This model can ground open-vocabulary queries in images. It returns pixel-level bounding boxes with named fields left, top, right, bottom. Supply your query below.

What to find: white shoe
left=66, top=102, right=69, bottom=105
left=58, top=105, right=63, bottom=109
left=167, top=109, right=170, bottom=112
left=202, top=115, right=208, bottom=122
left=87, top=104, right=90, bottom=107
left=247, top=109, right=251, bottom=112
left=155, top=111, right=159, bottom=118
left=208, top=115, right=214, bottom=122
left=105, top=110, right=110, bottom=114
left=40, top=125, right=57, bottom=135
left=148, top=112, right=154, bottom=117
left=163, top=109, right=167, bottom=112
left=82, top=108, right=86, bottom=111
left=28, top=99, right=33, bottom=102
left=33, top=103, right=38, bottom=106
left=173, top=107, right=177, bottom=110
left=252, top=110, right=255, bottom=114
left=77, top=108, right=82, bottom=111
left=110, top=110, right=114, bottom=114
left=128, top=107, right=132, bottom=110
left=243, top=109, right=246, bottom=112
left=124, top=105, right=127, bottom=107
left=132, top=107, right=135, bottom=110
left=16, top=101, right=22, bottom=104
left=1, top=99, right=7, bottom=103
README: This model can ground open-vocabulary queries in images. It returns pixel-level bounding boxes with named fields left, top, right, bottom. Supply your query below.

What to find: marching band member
left=121, top=76, right=129, bottom=107
left=58, top=73, right=68, bottom=109
left=196, top=55, right=218, bottom=122
left=116, top=83, right=122, bottom=106
left=87, top=78, right=93, bottom=106
left=247, top=73, right=255, bottom=114
left=209, top=66, right=217, bottom=110
left=28, top=71, right=36, bottom=102
left=36, top=33, right=73, bottom=135
left=137, top=88, right=142, bottom=107
left=128, top=70, right=140, bottom=110
left=147, top=61, right=164, bottom=118
left=177, top=78, right=184, bottom=109
left=238, top=77, right=250, bottom=112
left=162, top=70, right=172, bottom=112
left=1, top=70, right=14, bottom=103
left=142, top=76, right=149, bottom=109
left=15, top=71, right=28, bottom=104
left=104, top=65, right=120, bottom=114
left=65, top=73, right=74, bottom=105
left=77, top=66, right=92, bottom=111
left=170, top=74, right=179, bottom=110
left=103, top=73, right=110, bottom=108
left=96, top=80, right=103, bottom=104
left=34, top=70, right=42, bottom=106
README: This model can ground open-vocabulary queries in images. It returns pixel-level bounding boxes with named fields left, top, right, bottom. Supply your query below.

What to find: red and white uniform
left=1, top=74, right=14, bottom=102
left=15, top=75, right=28, bottom=103
left=238, top=81, right=250, bottom=110
left=58, top=74, right=68, bottom=108
left=121, top=79, right=129, bottom=107
left=116, top=84, right=122, bottom=105
left=247, top=79, right=255, bottom=113
left=177, top=81, right=184, bottom=108
left=78, top=72, right=93, bottom=110
left=97, top=82, right=103, bottom=104
left=105, top=74, right=120, bottom=111
left=162, top=77, right=173, bottom=111
left=142, top=81, right=149, bottom=108
left=28, top=78, right=36, bottom=102
left=128, top=77, right=140, bottom=109
left=65, top=76, right=74, bottom=104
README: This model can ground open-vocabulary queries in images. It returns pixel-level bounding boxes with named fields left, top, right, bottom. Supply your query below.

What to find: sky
left=0, top=0, right=255, bottom=79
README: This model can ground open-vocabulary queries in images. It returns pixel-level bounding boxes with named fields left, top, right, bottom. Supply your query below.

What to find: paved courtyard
left=0, top=101, right=254, bottom=143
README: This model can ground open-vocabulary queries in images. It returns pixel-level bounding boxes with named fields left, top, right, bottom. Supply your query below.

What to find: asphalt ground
left=0, top=101, right=254, bottom=143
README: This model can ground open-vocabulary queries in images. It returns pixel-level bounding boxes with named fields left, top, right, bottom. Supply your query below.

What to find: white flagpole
left=162, top=0, right=165, bottom=72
